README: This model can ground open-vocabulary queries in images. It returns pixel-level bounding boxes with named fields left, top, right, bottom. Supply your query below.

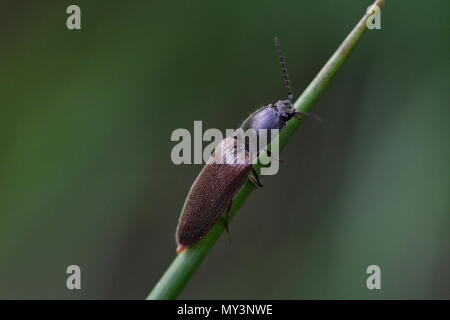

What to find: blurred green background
left=0, top=0, right=449, bottom=299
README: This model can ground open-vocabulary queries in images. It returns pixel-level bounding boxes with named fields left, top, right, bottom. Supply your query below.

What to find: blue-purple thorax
left=239, top=99, right=297, bottom=153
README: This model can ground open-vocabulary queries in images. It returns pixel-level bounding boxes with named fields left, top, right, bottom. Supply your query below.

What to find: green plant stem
left=148, top=0, right=385, bottom=300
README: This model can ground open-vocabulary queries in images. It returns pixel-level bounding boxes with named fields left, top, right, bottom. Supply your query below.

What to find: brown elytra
left=175, top=137, right=252, bottom=253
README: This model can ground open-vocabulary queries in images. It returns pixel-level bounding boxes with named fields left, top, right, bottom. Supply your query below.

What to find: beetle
left=175, top=37, right=302, bottom=254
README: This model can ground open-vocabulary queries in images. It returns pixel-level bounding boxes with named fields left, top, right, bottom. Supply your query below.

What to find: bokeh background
left=1, top=0, right=449, bottom=299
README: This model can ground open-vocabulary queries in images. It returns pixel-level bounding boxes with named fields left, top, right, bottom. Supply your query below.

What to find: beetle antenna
left=274, top=36, right=293, bottom=102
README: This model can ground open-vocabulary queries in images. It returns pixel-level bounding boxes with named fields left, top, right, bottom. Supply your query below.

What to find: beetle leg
left=248, top=175, right=260, bottom=188
left=224, top=201, right=232, bottom=242
left=266, top=150, right=283, bottom=163
left=250, top=167, right=264, bottom=188
left=293, top=111, right=322, bottom=122
left=225, top=201, right=232, bottom=220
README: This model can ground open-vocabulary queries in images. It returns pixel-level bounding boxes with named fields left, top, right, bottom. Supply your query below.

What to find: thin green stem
left=148, top=0, right=386, bottom=300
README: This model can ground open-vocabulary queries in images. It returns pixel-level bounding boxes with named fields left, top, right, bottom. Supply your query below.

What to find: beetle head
left=273, top=99, right=298, bottom=121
